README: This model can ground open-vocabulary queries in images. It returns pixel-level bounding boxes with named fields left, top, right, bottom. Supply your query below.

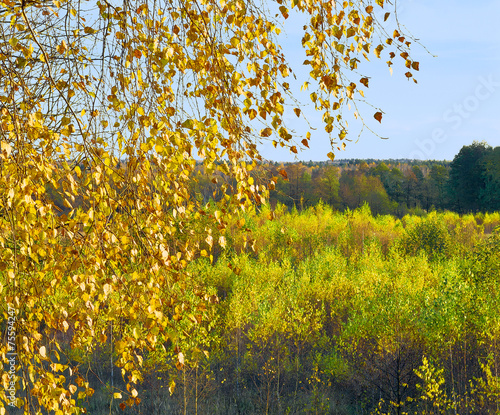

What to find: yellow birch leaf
left=1, top=141, right=12, bottom=157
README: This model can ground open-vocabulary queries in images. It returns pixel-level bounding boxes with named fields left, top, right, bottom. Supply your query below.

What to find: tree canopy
left=448, top=141, right=500, bottom=213
left=0, top=0, right=420, bottom=412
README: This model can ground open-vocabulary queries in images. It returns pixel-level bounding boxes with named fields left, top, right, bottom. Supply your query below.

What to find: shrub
left=399, top=217, right=452, bottom=261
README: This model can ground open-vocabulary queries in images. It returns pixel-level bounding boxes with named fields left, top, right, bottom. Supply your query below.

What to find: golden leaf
left=1, top=141, right=12, bottom=157
left=56, top=40, right=68, bottom=54
left=169, top=381, right=176, bottom=395
left=260, top=127, right=272, bottom=137
left=219, top=235, right=227, bottom=248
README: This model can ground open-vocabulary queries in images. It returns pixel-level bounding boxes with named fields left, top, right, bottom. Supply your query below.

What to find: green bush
left=399, top=217, right=452, bottom=261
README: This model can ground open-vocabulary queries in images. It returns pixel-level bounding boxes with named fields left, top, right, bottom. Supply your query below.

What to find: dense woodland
left=190, top=141, right=499, bottom=216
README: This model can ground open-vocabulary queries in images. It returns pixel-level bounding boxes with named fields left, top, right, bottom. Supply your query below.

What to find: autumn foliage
left=0, top=0, right=424, bottom=413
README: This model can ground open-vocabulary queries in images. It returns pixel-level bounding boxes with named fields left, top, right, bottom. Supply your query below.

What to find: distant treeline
left=264, top=141, right=499, bottom=216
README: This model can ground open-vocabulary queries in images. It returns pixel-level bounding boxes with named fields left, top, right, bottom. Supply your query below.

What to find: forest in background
left=193, top=141, right=500, bottom=216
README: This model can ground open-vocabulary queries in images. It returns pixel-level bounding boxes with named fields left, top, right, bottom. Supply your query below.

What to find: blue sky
left=258, top=0, right=500, bottom=161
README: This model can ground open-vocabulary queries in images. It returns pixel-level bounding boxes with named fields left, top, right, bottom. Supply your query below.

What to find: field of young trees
left=57, top=205, right=500, bottom=414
